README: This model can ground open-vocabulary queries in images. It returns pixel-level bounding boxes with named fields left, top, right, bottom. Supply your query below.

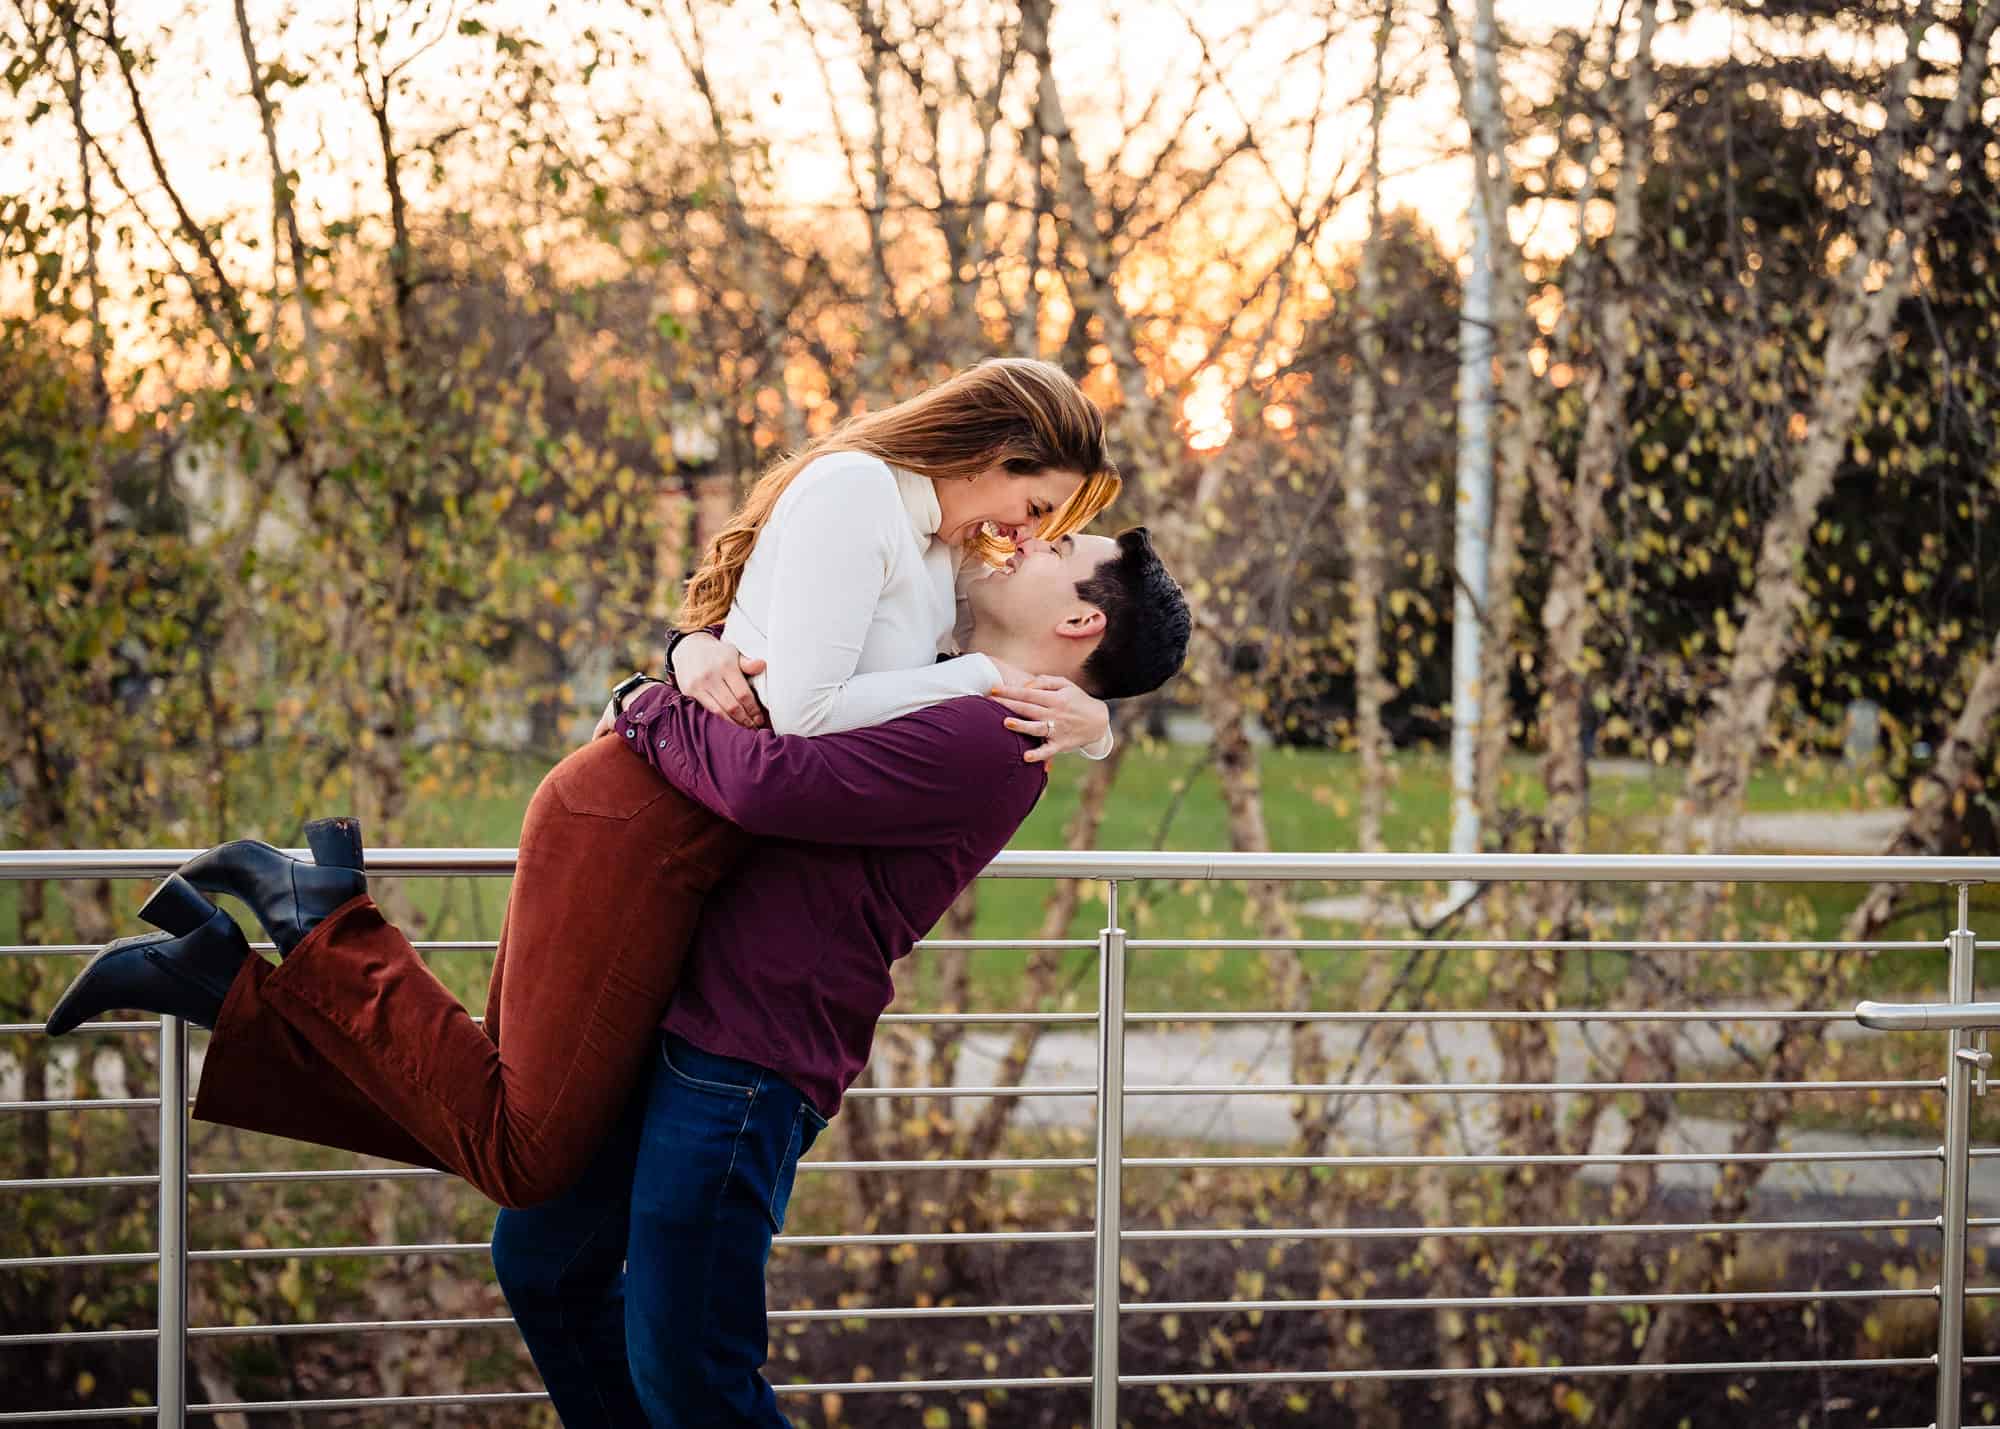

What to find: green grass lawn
left=955, top=742, right=1983, bottom=1015
left=7, top=739, right=1987, bottom=1020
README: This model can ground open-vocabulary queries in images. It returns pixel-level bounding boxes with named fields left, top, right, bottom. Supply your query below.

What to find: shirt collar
left=890, top=464, right=941, bottom=544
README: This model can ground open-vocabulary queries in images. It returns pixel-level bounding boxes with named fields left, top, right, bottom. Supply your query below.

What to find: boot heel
left=137, top=874, right=221, bottom=938
left=304, top=817, right=365, bottom=871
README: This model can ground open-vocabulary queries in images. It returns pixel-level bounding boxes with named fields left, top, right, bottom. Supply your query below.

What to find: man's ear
left=1056, top=607, right=1107, bottom=641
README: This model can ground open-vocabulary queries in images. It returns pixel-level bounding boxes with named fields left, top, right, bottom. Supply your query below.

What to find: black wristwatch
left=610, top=670, right=659, bottom=715
left=661, top=627, right=701, bottom=687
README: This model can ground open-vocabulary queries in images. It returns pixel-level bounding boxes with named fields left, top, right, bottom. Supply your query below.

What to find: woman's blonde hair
left=678, top=358, right=1121, bottom=629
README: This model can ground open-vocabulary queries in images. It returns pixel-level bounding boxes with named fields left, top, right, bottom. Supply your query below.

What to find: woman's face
left=934, top=466, right=1085, bottom=549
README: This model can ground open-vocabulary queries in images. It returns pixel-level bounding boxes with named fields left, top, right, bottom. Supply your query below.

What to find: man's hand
left=673, top=633, right=769, bottom=730
left=592, top=696, right=622, bottom=740
left=989, top=675, right=1112, bottom=764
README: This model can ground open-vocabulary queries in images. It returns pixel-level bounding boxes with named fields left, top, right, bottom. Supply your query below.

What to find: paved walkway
left=1302, top=805, right=1909, bottom=921
left=913, top=1019, right=2000, bottom=1221
left=1706, top=808, right=1908, bottom=853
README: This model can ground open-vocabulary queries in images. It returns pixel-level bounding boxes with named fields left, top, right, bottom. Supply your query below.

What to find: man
left=491, top=527, right=1190, bottom=1426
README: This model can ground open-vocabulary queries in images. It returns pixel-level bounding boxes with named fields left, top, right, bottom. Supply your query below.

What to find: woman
left=44, top=358, right=1122, bottom=1208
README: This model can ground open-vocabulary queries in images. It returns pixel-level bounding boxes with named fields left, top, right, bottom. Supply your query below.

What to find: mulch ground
left=767, top=1184, right=1993, bottom=1428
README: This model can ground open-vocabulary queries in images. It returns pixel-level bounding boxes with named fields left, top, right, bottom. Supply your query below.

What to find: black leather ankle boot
left=45, top=875, right=251, bottom=1035
left=163, top=816, right=367, bottom=957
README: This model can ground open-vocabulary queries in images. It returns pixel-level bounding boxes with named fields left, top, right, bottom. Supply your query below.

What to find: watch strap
left=610, top=670, right=658, bottom=715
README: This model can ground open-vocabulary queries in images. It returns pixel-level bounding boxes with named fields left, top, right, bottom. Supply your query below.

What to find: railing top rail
left=4, top=848, right=1998, bottom=884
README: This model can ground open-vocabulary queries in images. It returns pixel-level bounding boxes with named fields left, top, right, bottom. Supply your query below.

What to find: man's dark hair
left=1076, top=527, right=1191, bottom=699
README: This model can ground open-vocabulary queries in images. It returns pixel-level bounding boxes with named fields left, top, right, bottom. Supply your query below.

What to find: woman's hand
left=673, top=634, right=770, bottom=730
left=985, top=656, right=1033, bottom=689
left=989, top=674, right=1112, bottom=764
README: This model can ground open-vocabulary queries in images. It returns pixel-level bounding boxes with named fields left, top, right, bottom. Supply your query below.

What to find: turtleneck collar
left=890, top=464, right=942, bottom=544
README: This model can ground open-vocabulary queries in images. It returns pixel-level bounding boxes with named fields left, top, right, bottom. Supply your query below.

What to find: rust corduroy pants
left=191, top=734, right=747, bottom=1208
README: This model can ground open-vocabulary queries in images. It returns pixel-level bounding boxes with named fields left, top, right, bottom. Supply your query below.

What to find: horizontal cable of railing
left=1128, top=937, right=1952, bottom=952
left=1121, top=1008, right=1864, bottom=1022
left=8, top=847, right=2000, bottom=883
left=3, top=1355, right=1976, bottom=1423
left=0, top=940, right=498, bottom=958
left=0, top=1075, right=1948, bottom=1115
left=12, top=1209, right=1995, bottom=1273
left=12, top=1140, right=1995, bottom=1195
left=0, top=1020, right=157, bottom=1033
left=23, top=936, right=1947, bottom=954
left=18, top=1282, right=2000, bottom=1350
left=0, top=936, right=1977, bottom=961
left=1114, top=1357, right=1952, bottom=1388
left=1120, top=1147, right=1972, bottom=1170
left=0, top=1008, right=1906, bottom=1031
left=11, top=1142, right=1988, bottom=1197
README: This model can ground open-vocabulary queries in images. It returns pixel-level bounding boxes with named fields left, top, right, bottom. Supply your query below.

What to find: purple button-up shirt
left=613, top=680, right=1047, bottom=1120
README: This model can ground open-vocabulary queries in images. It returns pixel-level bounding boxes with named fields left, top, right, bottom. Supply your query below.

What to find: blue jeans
left=491, top=1033, right=828, bottom=1427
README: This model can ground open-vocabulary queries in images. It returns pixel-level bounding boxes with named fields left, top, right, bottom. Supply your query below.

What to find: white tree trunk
left=1340, top=1, right=1394, bottom=858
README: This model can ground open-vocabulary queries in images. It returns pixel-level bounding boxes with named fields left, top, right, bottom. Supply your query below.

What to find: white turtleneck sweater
left=719, top=452, right=1002, bottom=736
left=718, top=451, right=1112, bottom=755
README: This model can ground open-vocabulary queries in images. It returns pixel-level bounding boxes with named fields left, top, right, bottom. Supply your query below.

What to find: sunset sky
left=2, top=0, right=1949, bottom=446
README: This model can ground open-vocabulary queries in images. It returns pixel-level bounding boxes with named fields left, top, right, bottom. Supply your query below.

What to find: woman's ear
left=1057, top=607, right=1108, bottom=641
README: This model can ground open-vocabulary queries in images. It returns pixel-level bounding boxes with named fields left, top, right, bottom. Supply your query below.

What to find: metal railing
left=2, top=849, right=1997, bottom=1427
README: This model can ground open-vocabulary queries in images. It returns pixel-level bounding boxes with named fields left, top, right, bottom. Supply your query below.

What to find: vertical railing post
left=1091, top=881, right=1127, bottom=1429
left=1936, top=882, right=1975, bottom=1429
left=158, top=1014, right=189, bottom=1429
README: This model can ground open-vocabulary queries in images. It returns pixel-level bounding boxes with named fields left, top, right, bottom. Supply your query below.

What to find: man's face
left=966, top=532, right=1120, bottom=638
